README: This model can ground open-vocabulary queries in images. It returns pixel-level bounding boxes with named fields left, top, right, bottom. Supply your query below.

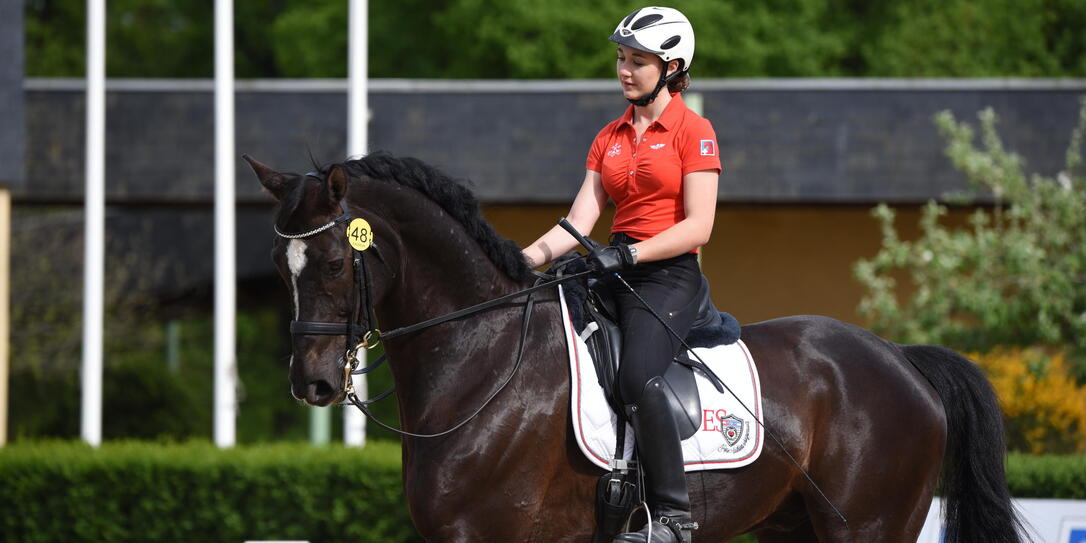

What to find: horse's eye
left=327, top=259, right=344, bottom=275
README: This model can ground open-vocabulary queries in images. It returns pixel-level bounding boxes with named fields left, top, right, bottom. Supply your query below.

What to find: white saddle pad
left=559, top=286, right=764, bottom=472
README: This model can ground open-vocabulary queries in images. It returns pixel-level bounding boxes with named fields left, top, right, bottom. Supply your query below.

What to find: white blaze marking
left=286, top=239, right=308, bottom=319
left=286, top=239, right=307, bottom=370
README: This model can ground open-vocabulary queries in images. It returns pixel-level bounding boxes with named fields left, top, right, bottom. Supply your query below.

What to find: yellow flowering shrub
left=969, top=348, right=1086, bottom=454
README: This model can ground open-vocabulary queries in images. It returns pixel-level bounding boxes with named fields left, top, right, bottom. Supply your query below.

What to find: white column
left=685, top=92, right=703, bottom=116
left=0, top=189, right=11, bottom=447
left=343, top=0, right=369, bottom=447
left=81, top=0, right=106, bottom=448
left=348, top=0, right=368, bottom=161
left=213, top=0, right=237, bottom=448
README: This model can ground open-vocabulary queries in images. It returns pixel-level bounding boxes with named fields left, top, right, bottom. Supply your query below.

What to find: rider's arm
left=522, top=170, right=608, bottom=268
left=626, top=169, right=718, bottom=263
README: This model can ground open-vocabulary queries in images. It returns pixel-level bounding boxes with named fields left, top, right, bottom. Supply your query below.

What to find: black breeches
left=608, top=251, right=702, bottom=405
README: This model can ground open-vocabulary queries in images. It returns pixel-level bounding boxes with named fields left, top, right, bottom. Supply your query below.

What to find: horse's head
left=247, top=151, right=538, bottom=409
left=245, top=154, right=386, bottom=406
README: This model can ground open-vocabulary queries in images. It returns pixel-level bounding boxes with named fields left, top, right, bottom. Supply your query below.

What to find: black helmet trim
left=609, top=32, right=655, bottom=56
left=631, top=13, right=664, bottom=30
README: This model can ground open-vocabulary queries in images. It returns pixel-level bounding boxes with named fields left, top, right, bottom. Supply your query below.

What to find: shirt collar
left=621, top=92, right=685, bottom=132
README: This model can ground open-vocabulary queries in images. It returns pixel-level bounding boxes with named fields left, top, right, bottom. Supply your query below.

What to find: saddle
left=581, top=274, right=737, bottom=440
left=560, top=265, right=741, bottom=543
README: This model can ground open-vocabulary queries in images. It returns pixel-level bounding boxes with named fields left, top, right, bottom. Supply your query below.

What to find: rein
left=275, top=194, right=592, bottom=438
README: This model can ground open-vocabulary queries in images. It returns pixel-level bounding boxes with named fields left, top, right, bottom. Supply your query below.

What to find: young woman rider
left=521, top=7, right=721, bottom=543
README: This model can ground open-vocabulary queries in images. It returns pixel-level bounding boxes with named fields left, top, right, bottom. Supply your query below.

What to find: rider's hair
left=668, top=72, right=690, bottom=94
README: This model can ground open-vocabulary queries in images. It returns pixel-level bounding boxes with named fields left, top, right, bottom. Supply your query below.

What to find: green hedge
left=1007, top=453, right=1086, bottom=499
left=0, top=441, right=422, bottom=543
left=1, top=443, right=1082, bottom=543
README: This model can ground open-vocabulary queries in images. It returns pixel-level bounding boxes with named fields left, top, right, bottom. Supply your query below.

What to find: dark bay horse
left=246, top=152, right=1024, bottom=543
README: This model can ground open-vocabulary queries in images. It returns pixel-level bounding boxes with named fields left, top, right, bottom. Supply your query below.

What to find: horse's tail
left=901, top=344, right=1027, bottom=543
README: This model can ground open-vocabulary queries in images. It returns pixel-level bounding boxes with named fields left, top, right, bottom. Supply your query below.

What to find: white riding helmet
left=609, top=6, right=695, bottom=75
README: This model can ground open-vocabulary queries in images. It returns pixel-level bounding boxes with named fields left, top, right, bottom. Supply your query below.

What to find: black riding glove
left=587, top=244, right=637, bottom=275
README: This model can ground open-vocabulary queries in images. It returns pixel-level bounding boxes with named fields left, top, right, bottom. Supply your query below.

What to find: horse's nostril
left=307, top=380, right=336, bottom=404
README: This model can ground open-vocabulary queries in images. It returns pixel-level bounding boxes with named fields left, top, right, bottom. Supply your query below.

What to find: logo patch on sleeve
left=700, top=140, right=717, bottom=156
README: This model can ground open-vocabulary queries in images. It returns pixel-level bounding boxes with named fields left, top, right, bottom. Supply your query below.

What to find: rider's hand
left=587, top=244, right=637, bottom=275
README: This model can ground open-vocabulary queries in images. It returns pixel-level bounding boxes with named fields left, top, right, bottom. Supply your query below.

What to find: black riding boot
left=614, top=376, right=697, bottom=543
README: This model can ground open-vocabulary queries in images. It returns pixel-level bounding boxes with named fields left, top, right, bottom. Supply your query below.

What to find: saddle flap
left=584, top=290, right=623, bottom=413
left=663, top=359, right=702, bottom=440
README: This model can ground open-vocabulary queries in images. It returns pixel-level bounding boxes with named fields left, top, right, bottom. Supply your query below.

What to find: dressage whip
left=557, top=218, right=852, bottom=535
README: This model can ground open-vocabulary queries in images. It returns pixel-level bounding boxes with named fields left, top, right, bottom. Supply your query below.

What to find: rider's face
left=616, top=45, right=664, bottom=100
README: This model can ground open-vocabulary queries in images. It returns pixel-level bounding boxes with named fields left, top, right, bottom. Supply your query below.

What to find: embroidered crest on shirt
left=650, top=143, right=666, bottom=149
left=607, top=143, right=622, bottom=157
left=700, top=140, right=717, bottom=156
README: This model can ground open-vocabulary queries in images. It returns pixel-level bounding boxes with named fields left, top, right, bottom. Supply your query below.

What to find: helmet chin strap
left=627, top=77, right=670, bottom=107
left=627, top=62, right=685, bottom=107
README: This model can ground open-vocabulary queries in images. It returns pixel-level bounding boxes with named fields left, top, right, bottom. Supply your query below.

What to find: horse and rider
left=246, top=6, right=1026, bottom=543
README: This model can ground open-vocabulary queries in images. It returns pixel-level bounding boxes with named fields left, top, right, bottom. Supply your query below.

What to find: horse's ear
left=326, top=165, right=348, bottom=203
left=243, top=154, right=288, bottom=200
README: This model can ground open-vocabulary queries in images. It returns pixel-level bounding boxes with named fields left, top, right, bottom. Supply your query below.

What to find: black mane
left=320, top=152, right=534, bottom=283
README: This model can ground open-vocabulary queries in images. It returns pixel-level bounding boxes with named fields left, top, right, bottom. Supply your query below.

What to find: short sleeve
left=586, top=124, right=612, bottom=172
left=678, top=117, right=722, bottom=175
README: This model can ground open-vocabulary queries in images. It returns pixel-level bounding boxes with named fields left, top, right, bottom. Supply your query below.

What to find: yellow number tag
left=346, top=218, right=373, bottom=251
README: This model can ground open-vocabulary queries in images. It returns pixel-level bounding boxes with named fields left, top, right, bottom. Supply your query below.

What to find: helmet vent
left=631, top=14, right=663, bottom=30
left=660, top=35, right=681, bottom=50
left=621, top=10, right=640, bottom=28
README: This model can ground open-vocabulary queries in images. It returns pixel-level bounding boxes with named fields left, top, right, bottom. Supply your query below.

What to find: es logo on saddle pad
left=702, top=410, right=750, bottom=453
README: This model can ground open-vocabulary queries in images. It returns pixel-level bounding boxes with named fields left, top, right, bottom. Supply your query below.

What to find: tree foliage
left=860, top=0, right=1071, bottom=76
left=26, top=0, right=208, bottom=77
left=24, top=0, right=1086, bottom=78
left=854, top=99, right=1086, bottom=371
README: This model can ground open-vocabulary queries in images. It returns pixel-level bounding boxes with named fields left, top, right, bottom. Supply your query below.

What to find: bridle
left=274, top=180, right=592, bottom=438
left=275, top=193, right=382, bottom=395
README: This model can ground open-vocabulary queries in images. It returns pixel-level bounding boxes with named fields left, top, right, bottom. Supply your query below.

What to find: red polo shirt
left=586, top=93, right=722, bottom=241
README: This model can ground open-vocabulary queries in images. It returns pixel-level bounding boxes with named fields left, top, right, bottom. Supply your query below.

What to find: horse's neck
left=355, top=185, right=578, bottom=536
left=365, top=187, right=532, bottom=427
left=380, top=213, right=525, bottom=329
